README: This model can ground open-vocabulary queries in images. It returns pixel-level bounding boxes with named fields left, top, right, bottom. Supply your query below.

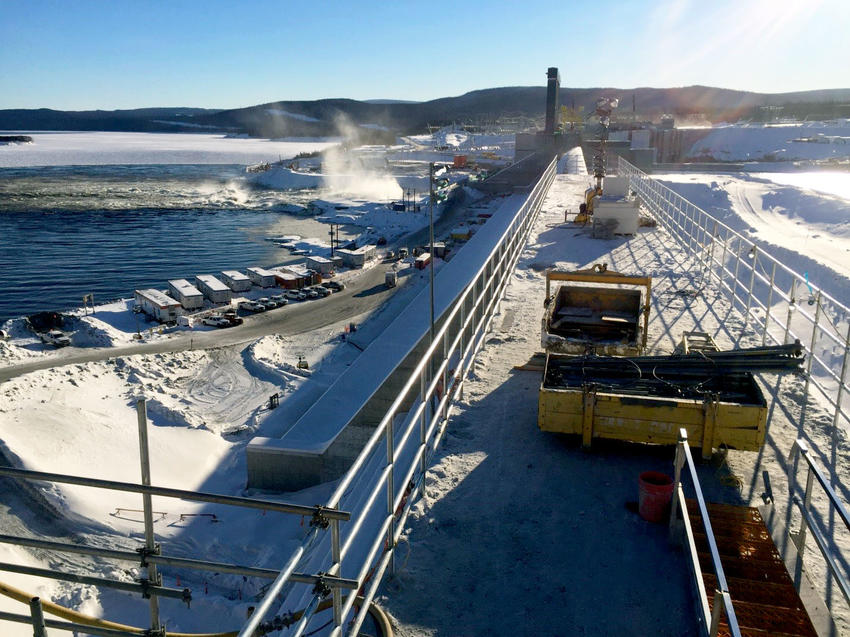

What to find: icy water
left=0, top=164, right=350, bottom=324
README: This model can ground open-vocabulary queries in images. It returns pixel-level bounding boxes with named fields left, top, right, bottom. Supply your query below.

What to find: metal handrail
left=788, top=439, right=850, bottom=607
left=618, top=158, right=850, bottom=436
left=671, top=429, right=742, bottom=637
left=237, top=158, right=557, bottom=636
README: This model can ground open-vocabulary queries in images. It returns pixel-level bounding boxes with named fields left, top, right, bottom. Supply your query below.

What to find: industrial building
left=133, top=289, right=181, bottom=323
left=167, top=279, right=204, bottom=311
left=221, top=270, right=252, bottom=292
left=195, top=274, right=232, bottom=304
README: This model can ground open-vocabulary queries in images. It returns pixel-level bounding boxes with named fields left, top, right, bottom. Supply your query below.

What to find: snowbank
left=687, top=121, right=850, bottom=162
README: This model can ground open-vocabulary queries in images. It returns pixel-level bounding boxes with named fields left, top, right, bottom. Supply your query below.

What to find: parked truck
left=385, top=269, right=398, bottom=288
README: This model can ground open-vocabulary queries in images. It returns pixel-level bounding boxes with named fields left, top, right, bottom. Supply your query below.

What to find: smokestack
left=545, top=67, right=560, bottom=135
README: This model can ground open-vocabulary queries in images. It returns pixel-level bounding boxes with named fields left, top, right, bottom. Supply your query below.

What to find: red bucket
left=638, top=471, right=674, bottom=523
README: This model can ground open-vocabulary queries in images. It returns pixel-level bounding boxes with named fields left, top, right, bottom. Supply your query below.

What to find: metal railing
left=788, top=439, right=850, bottom=606
left=618, top=158, right=850, bottom=442
left=0, top=399, right=353, bottom=637
left=671, top=429, right=742, bottom=637
left=237, top=157, right=558, bottom=636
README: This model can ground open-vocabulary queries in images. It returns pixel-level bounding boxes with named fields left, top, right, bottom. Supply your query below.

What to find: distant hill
left=0, top=107, right=221, bottom=132
left=2, top=87, right=849, bottom=137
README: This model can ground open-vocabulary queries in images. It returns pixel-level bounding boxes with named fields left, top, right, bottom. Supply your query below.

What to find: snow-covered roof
left=167, top=279, right=202, bottom=297
left=134, top=288, right=179, bottom=307
left=221, top=270, right=249, bottom=281
left=195, top=274, right=228, bottom=292
left=246, top=267, right=276, bottom=277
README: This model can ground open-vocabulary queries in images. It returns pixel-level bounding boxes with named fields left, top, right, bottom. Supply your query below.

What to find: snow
left=254, top=194, right=525, bottom=455
left=655, top=172, right=850, bottom=299
left=378, top=172, right=850, bottom=635
left=2, top=128, right=850, bottom=634
left=0, top=132, right=337, bottom=167
left=687, top=121, right=850, bottom=162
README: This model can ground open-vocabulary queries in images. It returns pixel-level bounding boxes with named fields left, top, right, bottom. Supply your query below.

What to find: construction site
left=0, top=66, right=849, bottom=637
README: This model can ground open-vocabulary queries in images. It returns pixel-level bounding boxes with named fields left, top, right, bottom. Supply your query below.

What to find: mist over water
left=0, top=164, right=350, bottom=324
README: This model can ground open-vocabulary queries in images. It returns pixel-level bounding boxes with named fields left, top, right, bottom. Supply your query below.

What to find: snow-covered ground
left=686, top=120, right=850, bottom=163
left=2, top=125, right=850, bottom=634
left=0, top=132, right=338, bottom=167
left=380, top=172, right=850, bottom=636
left=657, top=171, right=850, bottom=287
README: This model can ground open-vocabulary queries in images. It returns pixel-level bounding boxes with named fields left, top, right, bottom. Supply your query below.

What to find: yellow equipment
left=575, top=185, right=602, bottom=224
left=537, top=352, right=768, bottom=458
left=541, top=264, right=651, bottom=356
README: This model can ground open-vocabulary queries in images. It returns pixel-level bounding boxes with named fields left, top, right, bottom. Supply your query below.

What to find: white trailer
left=168, top=279, right=204, bottom=311
left=221, top=270, right=252, bottom=292
left=337, top=245, right=376, bottom=268
left=306, top=255, right=334, bottom=277
left=195, top=274, right=232, bottom=304
left=134, top=289, right=181, bottom=323
left=247, top=267, right=277, bottom=288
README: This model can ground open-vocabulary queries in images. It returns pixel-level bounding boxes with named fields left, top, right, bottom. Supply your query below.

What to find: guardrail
left=671, top=429, right=743, bottom=637
left=237, top=157, right=558, bottom=636
left=618, top=158, right=850, bottom=442
left=0, top=399, right=353, bottom=637
left=788, top=439, right=850, bottom=606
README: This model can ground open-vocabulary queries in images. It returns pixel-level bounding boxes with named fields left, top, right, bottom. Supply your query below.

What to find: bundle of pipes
left=544, top=342, right=804, bottom=400
left=558, top=342, right=803, bottom=376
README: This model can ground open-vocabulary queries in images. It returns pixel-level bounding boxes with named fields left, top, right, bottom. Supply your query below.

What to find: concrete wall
left=245, top=172, right=553, bottom=493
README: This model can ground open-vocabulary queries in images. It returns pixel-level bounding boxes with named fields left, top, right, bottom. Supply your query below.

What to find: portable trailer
left=195, top=274, right=232, bottom=304
left=221, top=270, right=252, bottom=293
left=167, top=279, right=204, bottom=311
left=246, top=267, right=277, bottom=288
left=134, top=289, right=181, bottom=323
left=306, top=255, right=334, bottom=277
left=542, top=264, right=651, bottom=356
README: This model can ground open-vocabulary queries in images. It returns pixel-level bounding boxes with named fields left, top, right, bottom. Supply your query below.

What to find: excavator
left=575, top=97, right=618, bottom=224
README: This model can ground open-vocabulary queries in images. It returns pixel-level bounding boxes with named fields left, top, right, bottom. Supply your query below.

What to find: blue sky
left=1, top=0, right=847, bottom=110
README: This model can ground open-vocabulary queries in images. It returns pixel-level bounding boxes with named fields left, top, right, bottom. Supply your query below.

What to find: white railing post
left=831, top=323, right=850, bottom=448
left=784, top=280, right=798, bottom=345
left=706, top=222, right=718, bottom=285
left=763, top=262, right=777, bottom=346
left=331, top=519, right=342, bottom=628
left=732, top=238, right=744, bottom=310
left=803, top=291, right=822, bottom=404
left=669, top=430, right=686, bottom=543
left=709, top=590, right=724, bottom=637
left=719, top=229, right=730, bottom=295
left=793, top=463, right=815, bottom=591
left=740, top=246, right=758, bottom=344
left=419, top=369, right=427, bottom=489
left=386, top=403, right=395, bottom=574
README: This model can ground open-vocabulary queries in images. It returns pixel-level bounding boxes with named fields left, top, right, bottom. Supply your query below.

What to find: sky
left=1, top=0, right=848, bottom=111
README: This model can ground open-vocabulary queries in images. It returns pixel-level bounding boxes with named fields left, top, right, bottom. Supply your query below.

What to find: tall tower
left=544, top=67, right=560, bottom=134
